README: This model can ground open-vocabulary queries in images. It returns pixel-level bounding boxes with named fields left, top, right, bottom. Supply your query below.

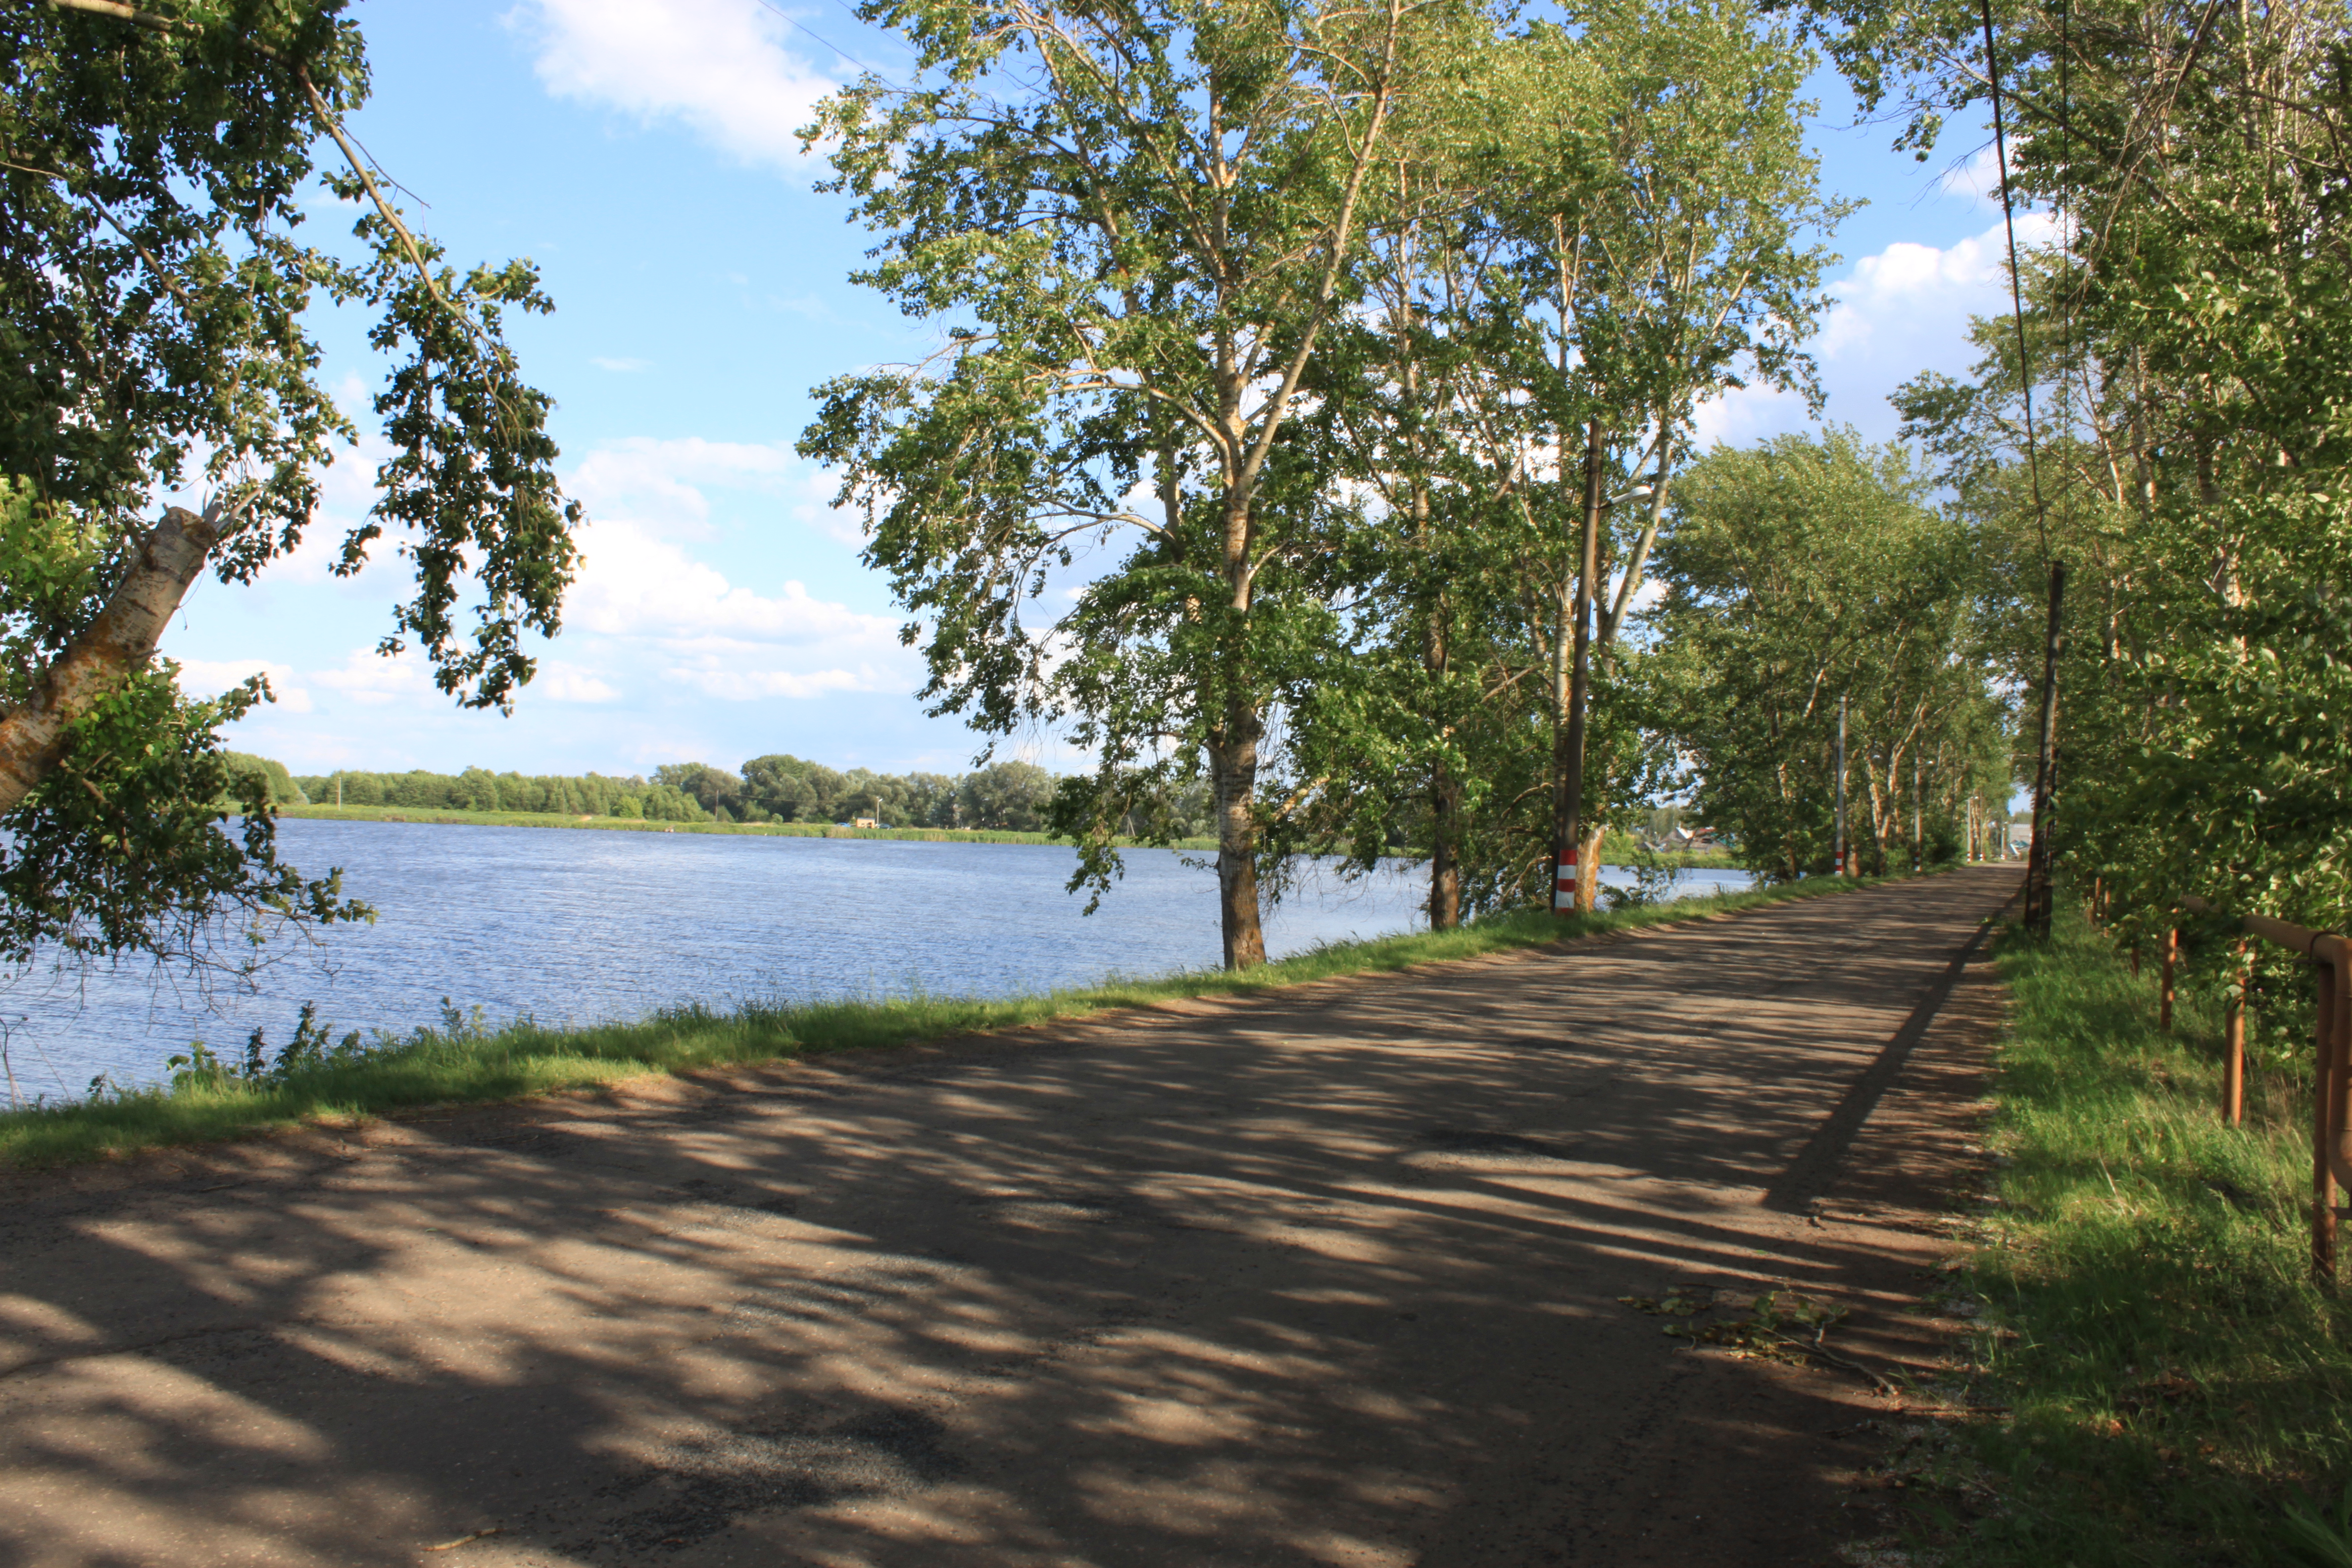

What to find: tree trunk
left=1552, top=415, right=1605, bottom=915
left=1862, top=744, right=1896, bottom=875
left=0, top=504, right=222, bottom=815
left=1776, top=759, right=1797, bottom=882
left=1577, top=822, right=1604, bottom=911
left=1911, top=749, right=1923, bottom=871
left=1420, top=498, right=1459, bottom=932
left=1208, top=706, right=1268, bottom=970
left=1429, top=763, right=1462, bottom=931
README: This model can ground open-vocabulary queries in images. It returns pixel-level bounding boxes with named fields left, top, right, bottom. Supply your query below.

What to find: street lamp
left=1552, top=440, right=1657, bottom=917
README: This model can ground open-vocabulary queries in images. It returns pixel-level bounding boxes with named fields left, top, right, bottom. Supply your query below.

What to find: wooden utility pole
left=2023, top=562, right=2066, bottom=935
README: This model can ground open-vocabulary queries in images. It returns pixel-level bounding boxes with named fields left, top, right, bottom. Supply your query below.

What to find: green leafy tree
left=958, top=760, right=1057, bottom=832
left=652, top=762, right=743, bottom=820
left=0, top=1, right=581, bottom=974
left=1281, top=0, right=1842, bottom=920
left=1863, top=0, right=2352, bottom=940
left=800, top=0, right=1460, bottom=968
left=741, top=754, right=847, bottom=823
left=1647, top=431, right=2000, bottom=880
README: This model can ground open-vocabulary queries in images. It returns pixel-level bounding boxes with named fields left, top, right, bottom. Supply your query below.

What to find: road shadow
left=0, top=867, right=2021, bottom=1567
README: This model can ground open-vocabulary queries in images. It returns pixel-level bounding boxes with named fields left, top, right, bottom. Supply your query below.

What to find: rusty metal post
left=2223, top=943, right=2247, bottom=1127
left=2160, top=927, right=2177, bottom=1032
left=2325, top=938, right=2352, bottom=1287
left=2316, top=955, right=2340, bottom=1281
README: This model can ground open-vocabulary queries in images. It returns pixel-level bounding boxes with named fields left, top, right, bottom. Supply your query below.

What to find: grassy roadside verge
left=0, top=868, right=1891, bottom=1171
left=1913, top=904, right=2352, bottom=1567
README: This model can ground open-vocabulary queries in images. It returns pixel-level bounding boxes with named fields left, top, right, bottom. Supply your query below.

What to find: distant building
left=852, top=816, right=881, bottom=830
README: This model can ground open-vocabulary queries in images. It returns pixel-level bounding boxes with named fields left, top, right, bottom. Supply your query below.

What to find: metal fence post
left=2316, top=953, right=2340, bottom=1282
left=2160, top=926, right=2178, bottom=1033
left=2224, top=942, right=2247, bottom=1127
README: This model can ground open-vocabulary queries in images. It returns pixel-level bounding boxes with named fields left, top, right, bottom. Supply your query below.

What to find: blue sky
left=165, top=0, right=2030, bottom=781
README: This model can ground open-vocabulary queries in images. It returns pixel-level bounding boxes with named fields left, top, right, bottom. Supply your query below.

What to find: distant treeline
left=269, top=754, right=1158, bottom=834
left=654, top=756, right=1078, bottom=832
left=291, top=768, right=706, bottom=821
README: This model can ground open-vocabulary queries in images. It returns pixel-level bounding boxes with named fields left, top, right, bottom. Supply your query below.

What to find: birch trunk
left=0, top=504, right=222, bottom=814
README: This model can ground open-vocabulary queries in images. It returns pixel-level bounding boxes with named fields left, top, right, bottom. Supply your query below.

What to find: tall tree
left=1648, top=431, right=1998, bottom=881
left=1482, top=0, right=1844, bottom=910
left=1283, top=0, right=1843, bottom=920
left=1870, top=0, right=2352, bottom=935
left=0, top=0, right=582, bottom=974
left=800, top=0, right=1465, bottom=967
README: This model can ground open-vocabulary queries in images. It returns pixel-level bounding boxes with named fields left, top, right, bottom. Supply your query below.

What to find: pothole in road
left=583, top=1406, right=965, bottom=1556
left=1407, top=1127, right=1583, bottom=1165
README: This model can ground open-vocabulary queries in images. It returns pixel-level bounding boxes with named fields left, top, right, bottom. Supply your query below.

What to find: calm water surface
left=0, top=819, right=1752, bottom=1100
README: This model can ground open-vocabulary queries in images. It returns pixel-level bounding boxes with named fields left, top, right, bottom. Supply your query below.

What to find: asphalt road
left=0, top=867, right=2021, bottom=1567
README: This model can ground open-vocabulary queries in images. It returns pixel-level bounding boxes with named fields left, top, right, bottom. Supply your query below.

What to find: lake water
left=0, top=820, right=1752, bottom=1103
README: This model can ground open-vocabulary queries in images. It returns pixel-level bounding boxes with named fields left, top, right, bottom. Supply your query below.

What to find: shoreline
left=270, top=804, right=1744, bottom=869
left=0, top=868, right=1905, bottom=1168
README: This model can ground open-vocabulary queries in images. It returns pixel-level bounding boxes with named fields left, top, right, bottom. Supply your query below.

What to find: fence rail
left=2180, top=895, right=2351, bottom=1279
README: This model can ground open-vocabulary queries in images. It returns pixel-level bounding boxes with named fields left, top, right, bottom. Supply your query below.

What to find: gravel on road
left=0, top=867, right=2021, bottom=1567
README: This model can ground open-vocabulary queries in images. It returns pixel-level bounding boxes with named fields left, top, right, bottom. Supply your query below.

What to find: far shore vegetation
left=265, top=797, right=1735, bottom=868
left=0, top=870, right=1900, bottom=1171
left=241, top=754, right=1738, bottom=867
left=272, top=800, right=1215, bottom=850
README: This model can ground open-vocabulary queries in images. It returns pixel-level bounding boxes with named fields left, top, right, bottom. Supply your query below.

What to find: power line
left=749, top=0, right=891, bottom=83
left=1978, top=0, right=2050, bottom=563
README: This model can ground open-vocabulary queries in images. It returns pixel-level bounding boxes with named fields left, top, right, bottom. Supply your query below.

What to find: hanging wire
left=751, top=0, right=893, bottom=83
left=2058, top=0, right=2075, bottom=549
left=1978, top=0, right=2055, bottom=563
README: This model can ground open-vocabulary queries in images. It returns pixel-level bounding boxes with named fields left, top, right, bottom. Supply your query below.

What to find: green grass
left=1914, top=905, right=2352, bottom=1567
left=0, top=869, right=1900, bottom=1171
left=275, top=802, right=1217, bottom=849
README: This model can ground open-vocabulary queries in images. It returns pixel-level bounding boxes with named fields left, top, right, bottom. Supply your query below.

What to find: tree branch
left=0, top=497, right=243, bottom=814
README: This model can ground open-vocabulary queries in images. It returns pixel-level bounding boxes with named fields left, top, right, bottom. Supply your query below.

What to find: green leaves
left=1647, top=431, right=2001, bottom=879
left=0, top=2, right=578, bottom=971
left=802, top=0, right=1449, bottom=964
left=0, top=660, right=370, bottom=974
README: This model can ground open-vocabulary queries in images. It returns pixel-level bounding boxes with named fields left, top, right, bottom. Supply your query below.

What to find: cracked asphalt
left=0, top=867, right=2019, bottom=1567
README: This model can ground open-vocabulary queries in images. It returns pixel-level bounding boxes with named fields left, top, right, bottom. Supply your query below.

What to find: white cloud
left=175, top=658, right=313, bottom=714
left=534, top=661, right=622, bottom=703
left=591, top=355, right=652, bottom=372
left=1820, top=212, right=2057, bottom=361
left=552, top=434, right=912, bottom=700
left=669, top=664, right=876, bottom=701
left=511, top=0, right=839, bottom=170
left=569, top=518, right=901, bottom=651
left=1689, top=383, right=1807, bottom=449
left=1688, top=213, right=2064, bottom=448
left=311, top=647, right=431, bottom=707
left=566, top=436, right=807, bottom=539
